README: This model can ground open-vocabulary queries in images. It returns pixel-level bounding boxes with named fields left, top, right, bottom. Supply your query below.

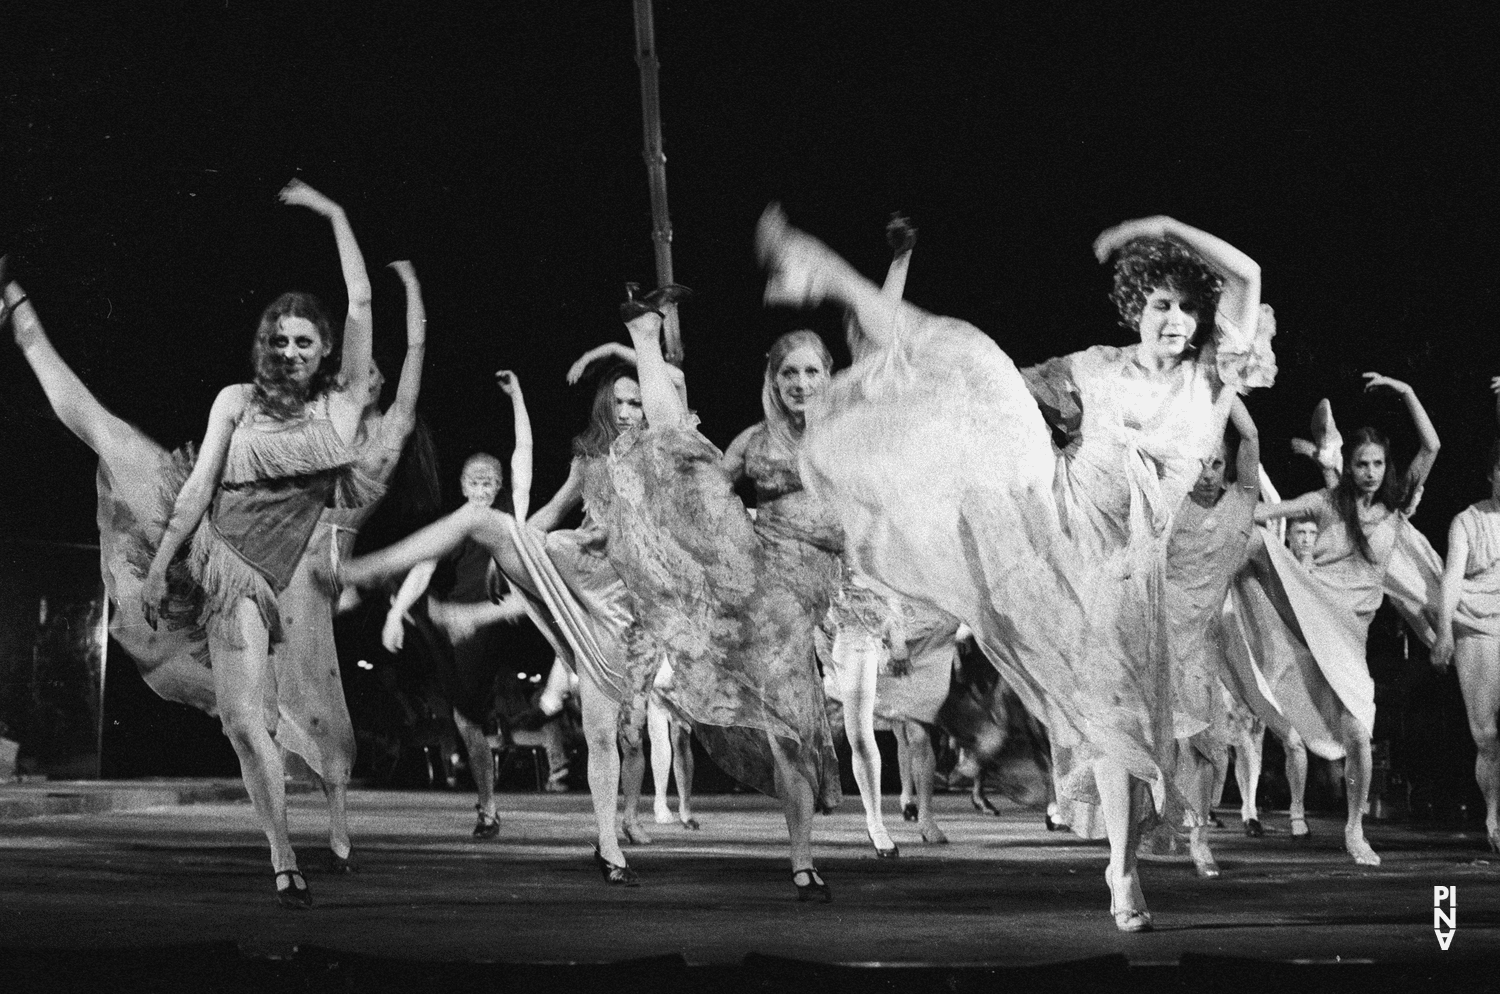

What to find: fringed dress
left=593, top=420, right=842, bottom=811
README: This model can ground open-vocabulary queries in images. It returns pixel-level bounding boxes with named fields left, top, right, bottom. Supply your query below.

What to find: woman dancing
left=1430, top=381, right=1500, bottom=853
left=1240, top=376, right=1440, bottom=864
left=763, top=207, right=1274, bottom=930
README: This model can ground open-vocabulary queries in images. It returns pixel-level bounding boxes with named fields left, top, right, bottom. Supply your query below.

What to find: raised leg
left=341, top=504, right=531, bottom=598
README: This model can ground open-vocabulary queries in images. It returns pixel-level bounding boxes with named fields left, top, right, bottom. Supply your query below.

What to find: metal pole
left=632, top=0, right=683, bottom=362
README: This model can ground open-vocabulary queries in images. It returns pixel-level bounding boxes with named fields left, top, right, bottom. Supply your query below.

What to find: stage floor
left=0, top=790, right=1495, bottom=966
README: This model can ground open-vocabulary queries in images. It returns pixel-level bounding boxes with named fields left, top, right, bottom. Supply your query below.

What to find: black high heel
left=867, top=830, right=899, bottom=859
left=902, top=802, right=919, bottom=823
left=793, top=868, right=832, bottom=903
left=972, top=792, right=1001, bottom=817
left=619, top=282, right=693, bottom=322
left=327, top=850, right=359, bottom=875
left=593, top=847, right=640, bottom=887
left=885, top=214, right=918, bottom=255
left=644, top=283, right=692, bottom=311
left=472, top=806, right=500, bottom=840
left=274, top=869, right=313, bottom=909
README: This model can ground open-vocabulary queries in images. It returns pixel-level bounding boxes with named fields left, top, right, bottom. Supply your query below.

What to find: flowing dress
left=1450, top=500, right=1500, bottom=642
left=800, top=299, right=1274, bottom=816
left=594, top=420, right=842, bottom=811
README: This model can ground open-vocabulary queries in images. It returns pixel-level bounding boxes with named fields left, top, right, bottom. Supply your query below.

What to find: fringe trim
left=335, top=460, right=388, bottom=510
left=222, top=417, right=355, bottom=485
left=189, top=521, right=284, bottom=647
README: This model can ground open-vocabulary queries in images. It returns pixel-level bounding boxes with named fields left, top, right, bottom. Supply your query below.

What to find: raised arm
left=526, top=459, right=585, bottom=533
left=1364, top=372, right=1440, bottom=493
left=375, top=260, right=427, bottom=452
left=1230, top=396, right=1261, bottom=499
left=381, top=559, right=437, bottom=653
left=566, top=341, right=688, bottom=409
left=1093, top=216, right=1261, bottom=339
left=1254, top=488, right=1328, bottom=525
left=1431, top=514, right=1467, bottom=671
left=496, top=370, right=533, bottom=523
left=141, top=384, right=248, bottom=627
left=279, top=180, right=373, bottom=420
left=720, top=423, right=761, bottom=484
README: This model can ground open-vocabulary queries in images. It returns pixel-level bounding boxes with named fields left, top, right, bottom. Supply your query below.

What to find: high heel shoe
left=971, top=792, right=1001, bottom=817
left=621, top=821, right=653, bottom=846
left=644, top=283, right=691, bottom=311
left=1105, top=867, right=1152, bottom=933
left=620, top=282, right=692, bottom=321
left=885, top=214, right=918, bottom=255
left=919, top=823, right=949, bottom=845
left=593, top=847, right=640, bottom=887
left=326, top=849, right=359, bottom=875
left=472, top=806, right=500, bottom=840
left=274, top=869, right=313, bottom=910
left=867, top=830, right=899, bottom=859
left=793, top=868, right=832, bottom=903
left=1243, top=818, right=1264, bottom=838
left=901, top=802, right=919, bottom=823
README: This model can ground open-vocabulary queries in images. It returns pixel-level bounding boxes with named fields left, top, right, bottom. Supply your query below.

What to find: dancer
left=1430, top=381, right=1500, bottom=853
left=647, top=689, right=698, bottom=829
left=1239, top=376, right=1440, bottom=865
left=766, top=207, right=1275, bottom=930
left=1157, top=397, right=1262, bottom=877
left=268, top=256, right=431, bottom=872
left=340, top=363, right=659, bottom=883
left=382, top=443, right=530, bottom=841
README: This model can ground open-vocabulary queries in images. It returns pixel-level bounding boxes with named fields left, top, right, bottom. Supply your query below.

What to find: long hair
left=391, top=415, right=443, bottom=525
left=760, top=329, right=834, bottom=451
left=1109, top=237, right=1224, bottom=350
left=572, top=364, right=641, bottom=459
left=249, top=291, right=342, bottom=419
left=1331, top=427, right=1409, bottom=561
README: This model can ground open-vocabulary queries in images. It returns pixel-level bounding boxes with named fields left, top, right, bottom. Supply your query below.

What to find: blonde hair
left=760, top=329, right=833, bottom=451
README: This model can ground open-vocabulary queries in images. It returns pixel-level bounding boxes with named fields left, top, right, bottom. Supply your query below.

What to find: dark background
left=0, top=3, right=1492, bottom=804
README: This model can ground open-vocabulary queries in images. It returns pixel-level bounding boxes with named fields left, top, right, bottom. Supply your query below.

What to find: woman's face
left=270, top=316, right=329, bottom=384
left=460, top=462, right=501, bottom=508
left=613, top=377, right=645, bottom=431
left=1136, top=286, right=1200, bottom=362
left=1289, top=521, right=1319, bottom=559
left=1351, top=442, right=1387, bottom=495
left=776, top=344, right=829, bottom=416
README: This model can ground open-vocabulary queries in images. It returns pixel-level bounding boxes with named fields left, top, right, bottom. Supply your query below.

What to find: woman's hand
left=278, top=178, right=341, bottom=217
left=388, top=259, right=418, bottom=284
left=381, top=608, right=407, bottom=653
left=1092, top=216, right=1172, bottom=263
left=495, top=369, right=521, bottom=396
left=1489, top=375, right=1500, bottom=395
left=1431, top=632, right=1455, bottom=672
left=140, top=568, right=168, bottom=630
left=1362, top=372, right=1410, bottom=395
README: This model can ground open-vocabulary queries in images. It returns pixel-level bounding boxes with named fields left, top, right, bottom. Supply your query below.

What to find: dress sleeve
left=1020, top=355, right=1082, bottom=450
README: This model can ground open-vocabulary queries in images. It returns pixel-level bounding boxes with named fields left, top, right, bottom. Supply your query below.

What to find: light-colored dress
left=593, top=420, right=842, bottom=811
left=1452, top=500, right=1500, bottom=641
left=799, top=299, right=1274, bottom=815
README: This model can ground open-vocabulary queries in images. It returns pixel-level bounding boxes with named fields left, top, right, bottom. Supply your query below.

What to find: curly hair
left=249, top=291, right=341, bottom=420
left=1109, top=237, right=1224, bottom=346
left=572, top=364, right=641, bottom=459
left=761, top=329, right=834, bottom=448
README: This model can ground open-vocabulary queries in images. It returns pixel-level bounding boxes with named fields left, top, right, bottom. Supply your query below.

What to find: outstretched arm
left=496, top=370, right=533, bottom=522
left=1364, top=373, right=1440, bottom=494
left=279, top=180, right=373, bottom=418
left=1230, top=397, right=1261, bottom=499
left=720, top=424, right=760, bottom=484
left=1432, top=515, right=1467, bottom=671
left=376, top=261, right=427, bottom=452
left=141, top=384, right=248, bottom=627
left=382, top=559, right=437, bottom=652
left=1254, top=488, right=1328, bottom=525
left=1093, top=216, right=1261, bottom=339
left=526, top=459, right=584, bottom=533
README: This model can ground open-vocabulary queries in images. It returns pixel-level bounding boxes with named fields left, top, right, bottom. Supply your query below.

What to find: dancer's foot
left=1487, top=825, right=1500, bottom=855
left=1189, top=838, right=1221, bottom=879
left=472, top=805, right=500, bottom=840
left=1243, top=818, right=1264, bottom=838
left=1289, top=815, right=1311, bottom=838
left=867, top=825, right=899, bottom=858
left=593, top=847, right=639, bottom=887
left=1105, top=866, right=1152, bottom=933
left=756, top=203, right=839, bottom=308
left=1345, top=826, right=1381, bottom=866
left=326, top=849, right=359, bottom=875
left=901, top=801, right=919, bottom=823
left=679, top=815, right=701, bottom=831
left=971, top=792, right=1001, bottom=817
left=793, top=868, right=832, bottom=903
left=274, top=869, right=313, bottom=910
left=918, top=819, right=949, bottom=845
left=621, top=819, right=653, bottom=846
left=653, top=801, right=675, bottom=825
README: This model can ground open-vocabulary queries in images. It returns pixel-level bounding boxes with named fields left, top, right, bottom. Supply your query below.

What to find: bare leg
left=1095, top=758, right=1151, bottom=931
left=905, top=721, right=947, bottom=844
left=341, top=504, right=530, bottom=598
left=834, top=634, right=895, bottom=853
left=211, top=600, right=299, bottom=890
left=305, top=769, right=352, bottom=862
left=453, top=708, right=497, bottom=823
left=578, top=671, right=628, bottom=868
left=539, top=656, right=572, bottom=716
left=768, top=732, right=819, bottom=879
left=1284, top=727, right=1309, bottom=836
left=893, top=722, right=916, bottom=814
left=621, top=310, right=690, bottom=429
left=1455, top=636, right=1500, bottom=851
left=619, top=734, right=651, bottom=844
left=1234, top=725, right=1264, bottom=831
left=1341, top=712, right=1379, bottom=865
left=671, top=719, right=696, bottom=825
left=648, top=694, right=675, bottom=823
left=1179, top=741, right=1221, bottom=877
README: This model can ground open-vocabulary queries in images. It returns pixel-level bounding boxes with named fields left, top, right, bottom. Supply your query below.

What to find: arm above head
left=496, top=370, right=533, bottom=523
left=1432, top=514, right=1468, bottom=670
left=1253, top=487, right=1328, bottom=525
left=141, top=384, right=248, bottom=627
left=720, top=423, right=761, bottom=484
left=567, top=341, right=688, bottom=409
left=279, top=180, right=373, bottom=408
left=526, top=458, right=584, bottom=533
left=1364, top=373, right=1440, bottom=492
left=376, top=261, right=427, bottom=452
left=1093, top=216, right=1261, bottom=341
left=1229, top=396, right=1261, bottom=498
